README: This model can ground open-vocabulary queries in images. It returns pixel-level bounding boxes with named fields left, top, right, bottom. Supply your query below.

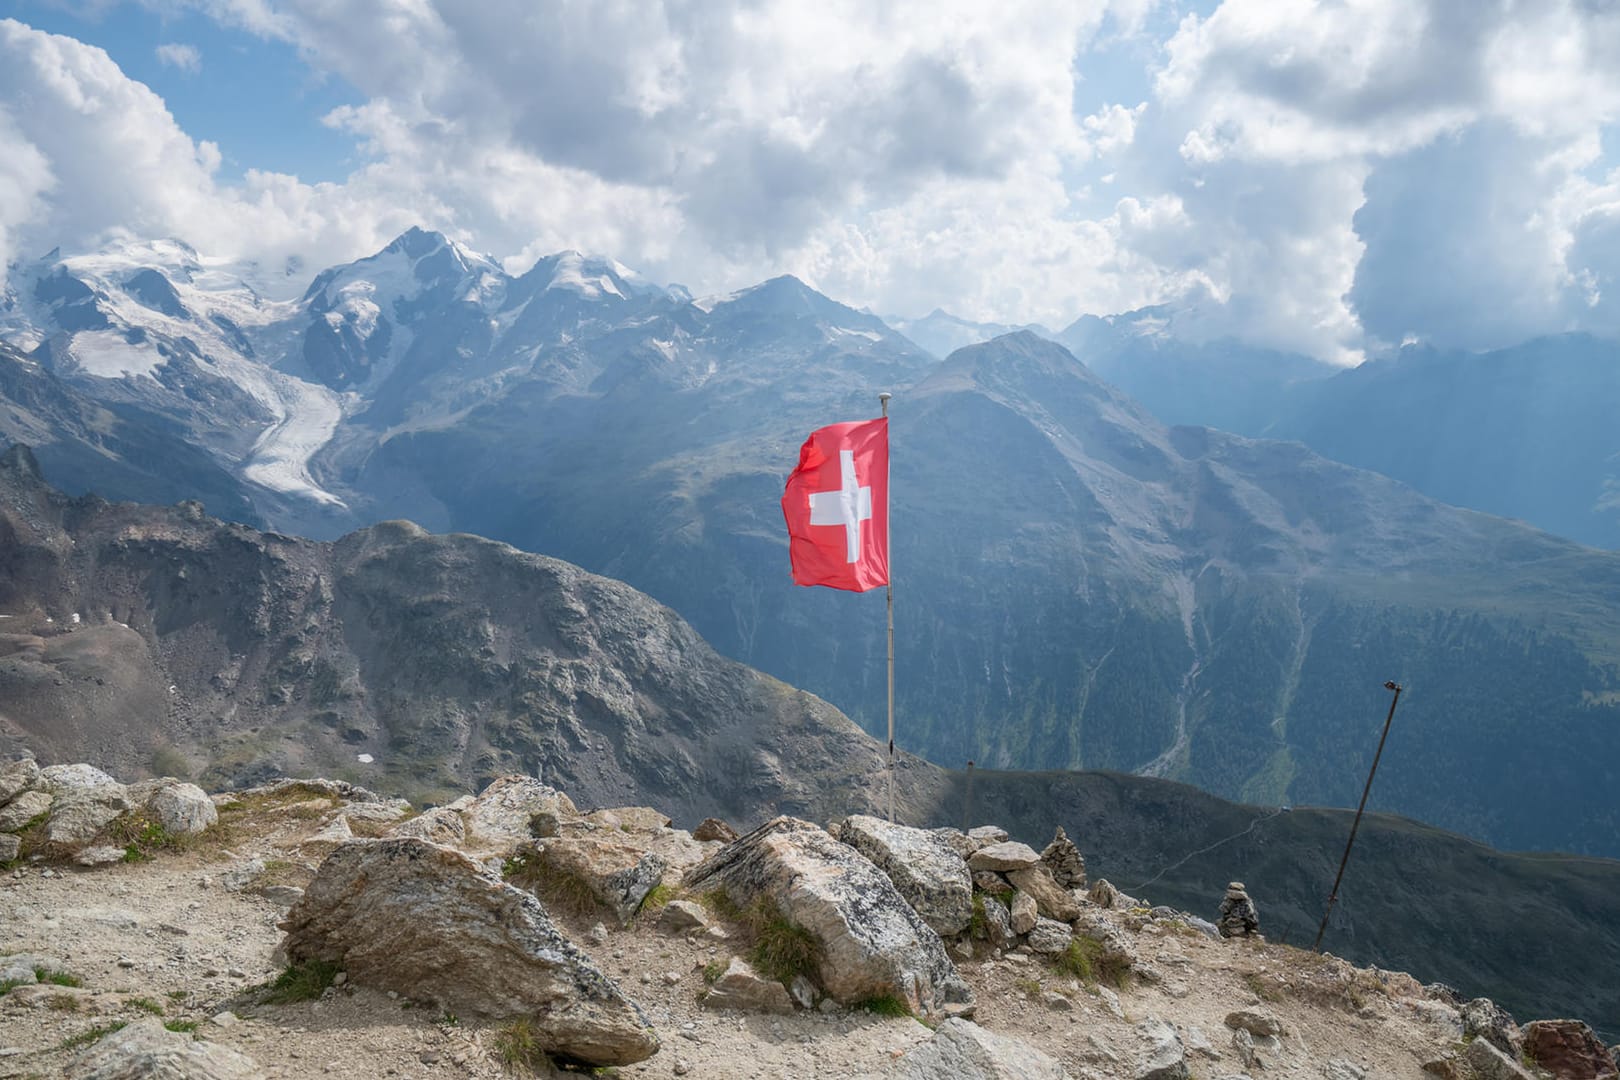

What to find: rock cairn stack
left=1039, top=826, right=1087, bottom=889
left=1218, top=881, right=1260, bottom=938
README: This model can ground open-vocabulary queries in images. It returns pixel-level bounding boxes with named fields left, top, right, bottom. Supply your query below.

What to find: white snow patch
left=67, top=330, right=167, bottom=379
left=356, top=753, right=374, bottom=764
left=827, top=326, right=882, bottom=342
left=546, top=252, right=625, bottom=300
left=241, top=372, right=347, bottom=506
left=70, top=613, right=80, bottom=624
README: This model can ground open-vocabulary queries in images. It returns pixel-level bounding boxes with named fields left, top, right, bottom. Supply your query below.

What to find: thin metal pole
left=962, top=760, right=975, bottom=833
left=880, top=391, right=894, bottom=823
left=1313, top=680, right=1403, bottom=952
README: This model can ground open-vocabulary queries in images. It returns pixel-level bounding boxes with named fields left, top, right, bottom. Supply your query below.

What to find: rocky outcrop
left=1522, top=1020, right=1620, bottom=1080
left=892, top=1018, right=1070, bottom=1079
left=1006, top=865, right=1081, bottom=922
left=836, top=814, right=973, bottom=936
left=0, top=756, right=39, bottom=804
left=39, top=764, right=133, bottom=845
left=1217, top=882, right=1259, bottom=939
left=1136, top=1018, right=1190, bottom=1080
left=1463, top=997, right=1522, bottom=1056
left=74, top=1017, right=261, bottom=1079
left=461, top=776, right=577, bottom=852
left=278, top=837, right=658, bottom=1067
left=132, top=779, right=218, bottom=835
left=526, top=837, right=668, bottom=925
left=686, top=816, right=973, bottom=1018
left=1464, top=1037, right=1538, bottom=1080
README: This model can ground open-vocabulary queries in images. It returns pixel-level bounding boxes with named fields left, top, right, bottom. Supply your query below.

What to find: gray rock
left=461, top=775, right=578, bottom=852
left=279, top=838, right=658, bottom=1066
left=0, top=757, right=39, bottom=805
left=1136, top=1018, right=1189, bottom=1080
left=931, top=828, right=978, bottom=861
left=45, top=784, right=133, bottom=846
left=1009, top=891, right=1038, bottom=935
left=1461, top=997, right=1521, bottom=1056
left=972, top=870, right=1009, bottom=893
left=1042, top=990, right=1073, bottom=1011
left=1224, top=1010, right=1283, bottom=1038
left=967, top=826, right=1010, bottom=847
left=73, top=1017, right=260, bottom=1079
left=837, top=814, right=974, bottom=937
left=38, top=763, right=121, bottom=792
left=1027, top=918, right=1073, bottom=955
left=1231, top=1028, right=1257, bottom=1070
left=686, top=816, right=972, bottom=1019
left=1073, top=911, right=1138, bottom=973
left=1040, top=826, right=1087, bottom=889
left=790, top=974, right=817, bottom=1010
left=1462, top=1037, right=1536, bottom=1080
left=967, top=841, right=1040, bottom=873
left=893, top=1018, right=1070, bottom=1079
left=0, top=834, right=17, bottom=862
left=259, top=886, right=306, bottom=906
left=1217, top=882, right=1259, bottom=939
left=0, top=963, right=35, bottom=985
left=1006, top=865, right=1082, bottom=921
left=131, top=780, right=218, bottom=835
left=74, top=845, right=127, bottom=867
left=701, top=957, right=794, bottom=1014
left=1322, top=1062, right=1368, bottom=1080
left=388, top=806, right=467, bottom=845
left=0, top=788, right=51, bottom=832
left=977, top=893, right=1017, bottom=952
left=1089, top=879, right=1122, bottom=909
left=528, top=837, right=667, bottom=926
left=657, top=900, right=709, bottom=934
left=221, top=859, right=266, bottom=891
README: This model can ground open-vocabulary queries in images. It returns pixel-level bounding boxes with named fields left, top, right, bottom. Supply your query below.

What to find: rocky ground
left=0, top=766, right=1604, bottom=1080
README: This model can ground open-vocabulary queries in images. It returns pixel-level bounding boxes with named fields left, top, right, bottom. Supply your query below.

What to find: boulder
left=1137, top=1018, right=1190, bottom=1080
left=528, top=837, right=668, bottom=925
left=693, top=818, right=739, bottom=844
left=837, top=814, right=974, bottom=936
left=584, top=806, right=672, bottom=833
left=1009, top=891, right=1038, bottom=935
left=1522, top=1020, right=1619, bottom=1080
left=0, top=788, right=52, bottom=832
left=44, top=782, right=133, bottom=846
left=141, top=781, right=218, bottom=835
left=893, top=1018, right=1070, bottom=1079
left=1217, top=882, right=1259, bottom=939
left=388, top=806, right=467, bottom=845
left=931, top=828, right=978, bottom=861
left=1040, top=826, right=1087, bottom=889
left=461, top=775, right=578, bottom=852
left=1006, top=865, right=1082, bottom=921
left=967, top=841, right=1040, bottom=873
left=685, top=816, right=973, bottom=1018
left=1089, top=879, right=1122, bottom=909
left=74, top=845, right=127, bottom=867
left=657, top=900, right=709, bottom=934
left=0, top=833, right=17, bottom=861
left=1224, top=1010, right=1284, bottom=1038
left=38, top=763, right=121, bottom=792
left=1073, top=911, right=1138, bottom=973
left=1026, top=917, right=1073, bottom=955
left=73, top=1017, right=260, bottom=1079
left=701, top=957, right=795, bottom=1014
left=279, top=838, right=657, bottom=1067
left=1462, top=997, right=1521, bottom=1056
left=967, top=826, right=1009, bottom=847
left=978, top=894, right=1017, bottom=951
left=1463, top=1037, right=1537, bottom=1080
left=1323, top=1062, right=1369, bottom=1080
left=0, top=756, right=39, bottom=805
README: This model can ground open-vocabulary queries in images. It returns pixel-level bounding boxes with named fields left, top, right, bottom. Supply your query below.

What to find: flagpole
left=880, top=391, right=894, bottom=823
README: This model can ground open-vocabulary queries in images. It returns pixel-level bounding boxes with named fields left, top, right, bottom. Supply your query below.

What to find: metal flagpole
left=880, top=391, right=894, bottom=823
left=1312, top=680, right=1404, bottom=952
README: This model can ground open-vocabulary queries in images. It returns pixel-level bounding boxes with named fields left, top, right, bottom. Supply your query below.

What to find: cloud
left=154, top=42, right=201, bottom=73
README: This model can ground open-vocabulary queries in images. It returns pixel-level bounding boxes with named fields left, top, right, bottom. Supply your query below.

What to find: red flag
left=781, top=417, right=889, bottom=591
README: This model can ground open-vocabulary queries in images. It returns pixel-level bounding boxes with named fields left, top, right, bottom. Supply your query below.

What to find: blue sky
left=1, top=1, right=1618, bottom=361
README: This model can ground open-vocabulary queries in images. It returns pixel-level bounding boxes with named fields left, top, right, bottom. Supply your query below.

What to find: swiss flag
left=781, top=417, right=889, bottom=591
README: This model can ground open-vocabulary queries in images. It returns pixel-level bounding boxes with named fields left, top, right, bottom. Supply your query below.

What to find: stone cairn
left=1218, top=881, right=1260, bottom=938
left=1039, top=826, right=1087, bottom=889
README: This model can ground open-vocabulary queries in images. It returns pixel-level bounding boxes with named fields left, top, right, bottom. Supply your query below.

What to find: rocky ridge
left=5, top=763, right=1615, bottom=1079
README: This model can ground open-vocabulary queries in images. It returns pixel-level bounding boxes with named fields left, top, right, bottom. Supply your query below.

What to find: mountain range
left=3, top=230, right=1619, bottom=861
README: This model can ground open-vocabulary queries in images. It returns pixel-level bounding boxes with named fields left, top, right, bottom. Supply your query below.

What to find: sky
left=1, top=0, right=1619, bottom=364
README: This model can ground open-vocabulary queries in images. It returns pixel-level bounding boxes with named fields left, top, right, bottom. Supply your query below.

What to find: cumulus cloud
left=154, top=41, right=201, bottom=72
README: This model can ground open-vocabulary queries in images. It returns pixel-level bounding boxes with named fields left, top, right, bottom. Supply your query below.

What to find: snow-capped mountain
left=884, top=308, right=1054, bottom=361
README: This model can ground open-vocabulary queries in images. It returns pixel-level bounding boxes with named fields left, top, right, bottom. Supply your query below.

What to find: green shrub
left=635, top=883, right=675, bottom=917
left=39, top=969, right=82, bottom=987
left=164, top=1019, right=200, bottom=1034
left=853, top=994, right=911, bottom=1017
left=1050, top=936, right=1129, bottom=988
left=262, top=959, right=341, bottom=1004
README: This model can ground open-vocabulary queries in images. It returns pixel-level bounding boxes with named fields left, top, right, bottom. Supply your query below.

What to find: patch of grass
left=1050, top=937, right=1131, bottom=989
left=969, top=894, right=988, bottom=939
left=852, top=994, right=911, bottom=1018
left=1014, top=977, right=1043, bottom=997
left=635, top=883, right=676, bottom=917
left=698, top=888, right=742, bottom=922
left=1243, top=972, right=1286, bottom=1003
left=438, top=1011, right=459, bottom=1027
left=163, top=1019, right=200, bottom=1034
left=743, top=898, right=821, bottom=985
left=702, top=959, right=727, bottom=985
left=493, top=1016, right=551, bottom=1074
left=0, top=977, right=30, bottom=996
left=105, top=813, right=190, bottom=862
left=261, top=959, right=341, bottom=1004
left=56, top=1021, right=125, bottom=1050
left=38, top=968, right=82, bottom=987
left=165, top=989, right=189, bottom=1001
left=502, top=851, right=602, bottom=917
left=47, top=993, right=81, bottom=1012
left=128, top=996, right=164, bottom=1016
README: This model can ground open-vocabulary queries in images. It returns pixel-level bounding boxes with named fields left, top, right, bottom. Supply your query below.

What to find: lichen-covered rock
left=1521, top=1019, right=1619, bottom=1080
left=1462, top=997, right=1521, bottom=1056
left=931, top=827, right=978, bottom=861
left=967, top=826, right=1009, bottom=848
left=73, top=1017, right=261, bottom=1079
left=966, top=841, right=1040, bottom=873
left=892, top=1018, right=1070, bottom=1079
left=388, top=806, right=467, bottom=845
left=972, top=870, right=1008, bottom=893
left=837, top=814, right=973, bottom=937
left=1073, top=911, right=1138, bottom=972
left=41, top=768, right=132, bottom=847
left=461, top=775, right=578, bottom=852
left=0, top=786, right=51, bottom=832
left=1039, top=826, right=1086, bottom=889
left=1136, top=1018, right=1190, bottom=1080
left=133, top=780, right=218, bottom=836
left=1009, top=891, right=1038, bottom=935
left=1026, top=917, right=1072, bottom=955
left=529, top=837, right=668, bottom=925
left=1463, top=1036, right=1537, bottom=1080
left=1006, top=865, right=1081, bottom=922
left=701, top=957, right=794, bottom=1014
left=279, top=838, right=658, bottom=1066
left=0, top=756, right=39, bottom=805
left=1224, top=1010, right=1283, bottom=1037
left=686, top=816, right=973, bottom=1019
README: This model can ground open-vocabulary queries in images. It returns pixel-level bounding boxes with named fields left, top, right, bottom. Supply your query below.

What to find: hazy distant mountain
left=6, top=230, right=1620, bottom=860
left=885, top=308, right=1053, bottom=360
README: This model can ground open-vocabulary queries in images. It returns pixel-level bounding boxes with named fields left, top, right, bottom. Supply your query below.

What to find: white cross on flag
left=781, top=417, right=889, bottom=591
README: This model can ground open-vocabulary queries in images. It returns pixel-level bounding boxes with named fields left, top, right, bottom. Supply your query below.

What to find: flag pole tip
left=878, top=392, right=892, bottom=404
